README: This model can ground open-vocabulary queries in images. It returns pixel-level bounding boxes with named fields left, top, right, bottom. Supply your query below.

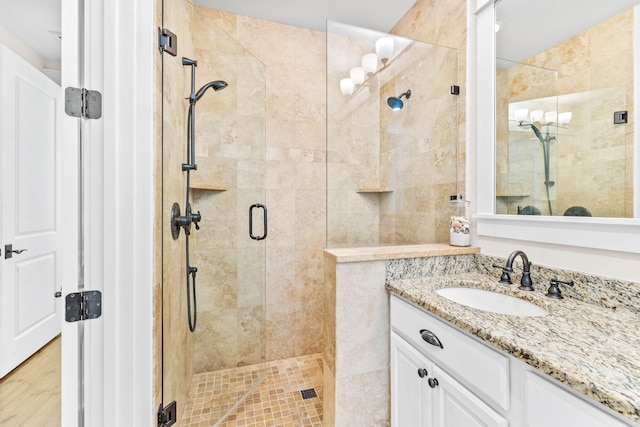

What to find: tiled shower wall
left=391, top=0, right=469, bottom=197
left=326, top=31, right=458, bottom=248
left=194, top=8, right=327, bottom=363
left=188, top=12, right=267, bottom=374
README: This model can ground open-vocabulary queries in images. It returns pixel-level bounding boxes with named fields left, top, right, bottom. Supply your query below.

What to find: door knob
left=428, top=378, right=439, bottom=388
left=4, top=244, right=27, bottom=259
left=417, top=368, right=428, bottom=378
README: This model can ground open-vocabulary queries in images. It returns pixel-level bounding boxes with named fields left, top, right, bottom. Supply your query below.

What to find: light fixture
left=514, top=108, right=528, bottom=122
left=362, top=53, right=378, bottom=75
left=375, top=36, right=394, bottom=64
left=558, top=112, right=572, bottom=124
left=544, top=111, right=557, bottom=123
left=530, top=109, right=544, bottom=123
left=350, top=67, right=365, bottom=85
left=339, top=35, right=395, bottom=97
left=340, top=78, right=354, bottom=96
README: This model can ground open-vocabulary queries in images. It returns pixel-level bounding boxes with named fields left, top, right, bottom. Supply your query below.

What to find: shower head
left=194, top=80, right=228, bottom=102
left=387, top=90, right=411, bottom=111
left=518, top=122, right=544, bottom=142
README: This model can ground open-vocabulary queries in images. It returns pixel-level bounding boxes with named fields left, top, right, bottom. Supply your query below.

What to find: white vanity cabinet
left=390, top=294, right=637, bottom=427
left=391, top=332, right=508, bottom=427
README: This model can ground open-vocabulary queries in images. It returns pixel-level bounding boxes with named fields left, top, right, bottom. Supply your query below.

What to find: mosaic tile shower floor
left=182, top=353, right=323, bottom=427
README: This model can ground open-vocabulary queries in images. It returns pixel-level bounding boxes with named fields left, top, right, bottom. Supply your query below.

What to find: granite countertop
left=386, top=272, right=640, bottom=424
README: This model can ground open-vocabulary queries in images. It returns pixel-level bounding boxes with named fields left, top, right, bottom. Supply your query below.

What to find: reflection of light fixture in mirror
left=340, top=78, right=354, bottom=96
left=558, top=112, right=572, bottom=124
left=514, top=108, right=528, bottom=122
left=362, top=53, right=378, bottom=75
left=530, top=109, right=544, bottom=122
left=375, top=36, right=394, bottom=64
left=350, top=67, right=365, bottom=85
left=544, top=111, right=557, bottom=123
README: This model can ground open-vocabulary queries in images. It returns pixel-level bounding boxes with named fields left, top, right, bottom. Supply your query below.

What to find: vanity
left=389, top=278, right=640, bottom=426
left=323, top=245, right=640, bottom=426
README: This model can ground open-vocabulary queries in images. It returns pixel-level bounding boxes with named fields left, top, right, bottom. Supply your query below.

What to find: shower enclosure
left=160, top=0, right=266, bottom=424
left=326, top=22, right=460, bottom=248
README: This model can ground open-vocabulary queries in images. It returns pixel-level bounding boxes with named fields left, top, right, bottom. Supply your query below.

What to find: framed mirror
left=496, top=0, right=638, bottom=218
left=474, top=0, right=640, bottom=253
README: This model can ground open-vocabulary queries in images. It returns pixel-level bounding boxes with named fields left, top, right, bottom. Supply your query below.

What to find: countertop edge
left=324, top=244, right=480, bottom=263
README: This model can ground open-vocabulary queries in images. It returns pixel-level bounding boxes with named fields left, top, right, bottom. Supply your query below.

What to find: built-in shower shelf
left=191, top=184, right=228, bottom=191
left=356, top=187, right=394, bottom=193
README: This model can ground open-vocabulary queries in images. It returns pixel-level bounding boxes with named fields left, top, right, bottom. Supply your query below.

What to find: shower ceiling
left=194, top=0, right=417, bottom=33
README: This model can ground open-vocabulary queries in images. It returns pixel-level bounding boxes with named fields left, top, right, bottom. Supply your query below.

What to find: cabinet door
left=432, top=365, right=508, bottom=427
left=391, top=332, right=432, bottom=427
left=525, top=371, right=631, bottom=427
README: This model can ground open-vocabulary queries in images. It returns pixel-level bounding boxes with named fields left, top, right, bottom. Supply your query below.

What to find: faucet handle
left=492, top=264, right=512, bottom=284
left=545, top=279, right=574, bottom=299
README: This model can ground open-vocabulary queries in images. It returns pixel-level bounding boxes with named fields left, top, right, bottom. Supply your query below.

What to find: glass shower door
left=160, top=1, right=266, bottom=425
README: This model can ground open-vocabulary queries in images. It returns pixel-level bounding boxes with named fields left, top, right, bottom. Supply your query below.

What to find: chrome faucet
left=493, top=250, right=534, bottom=291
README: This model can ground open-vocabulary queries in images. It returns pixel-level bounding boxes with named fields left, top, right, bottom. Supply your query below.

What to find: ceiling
left=0, top=0, right=415, bottom=67
left=194, top=0, right=417, bottom=33
left=2, top=0, right=639, bottom=71
left=0, top=0, right=61, bottom=63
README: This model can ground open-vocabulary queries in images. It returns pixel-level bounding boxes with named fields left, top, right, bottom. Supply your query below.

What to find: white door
left=0, top=44, right=62, bottom=379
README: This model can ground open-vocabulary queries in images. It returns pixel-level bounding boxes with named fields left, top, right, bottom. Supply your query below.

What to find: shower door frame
left=60, top=0, right=156, bottom=425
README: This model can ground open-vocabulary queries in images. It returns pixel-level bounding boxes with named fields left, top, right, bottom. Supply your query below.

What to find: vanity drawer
left=390, top=294, right=510, bottom=411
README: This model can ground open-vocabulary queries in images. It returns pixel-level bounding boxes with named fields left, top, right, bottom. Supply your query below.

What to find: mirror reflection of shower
left=513, top=108, right=573, bottom=216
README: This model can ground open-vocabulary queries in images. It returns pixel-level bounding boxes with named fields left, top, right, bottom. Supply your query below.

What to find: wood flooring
left=0, top=335, right=61, bottom=427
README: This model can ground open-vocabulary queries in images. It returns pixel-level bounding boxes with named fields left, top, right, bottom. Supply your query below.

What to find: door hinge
left=450, top=85, right=460, bottom=95
left=65, top=87, right=102, bottom=119
left=65, top=290, right=102, bottom=322
left=158, top=28, right=177, bottom=57
left=158, top=401, right=177, bottom=426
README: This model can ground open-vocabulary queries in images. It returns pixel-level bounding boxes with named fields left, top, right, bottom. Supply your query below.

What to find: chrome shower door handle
left=249, top=203, right=267, bottom=241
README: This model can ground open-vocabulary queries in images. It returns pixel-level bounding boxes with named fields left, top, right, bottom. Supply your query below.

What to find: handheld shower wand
left=171, top=57, right=229, bottom=332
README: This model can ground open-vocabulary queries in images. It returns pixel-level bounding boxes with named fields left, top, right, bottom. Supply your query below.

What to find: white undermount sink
left=436, top=287, right=548, bottom=317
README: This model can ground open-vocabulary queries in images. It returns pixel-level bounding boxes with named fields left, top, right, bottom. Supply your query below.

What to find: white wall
left=0, top=24, right=61, bottom=84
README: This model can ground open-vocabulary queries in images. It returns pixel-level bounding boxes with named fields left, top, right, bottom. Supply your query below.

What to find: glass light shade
left=375, top=37, right=394, bottom=63
left=340, top=78, right=354, bottom=96
left=558, top=112, right=572, bottom=124
left=514, top=108, right=528, bottom=122
left=362, top=53, right=378, bottom=75
left=544, top=111, right=557, bottom=123
left=350, top=67, right=365, bottom=85
left=530, top=109, right=544, bottom=122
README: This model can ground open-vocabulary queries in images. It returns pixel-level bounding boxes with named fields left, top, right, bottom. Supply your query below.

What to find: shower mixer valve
left=170, top=202, right=202, bottom=238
